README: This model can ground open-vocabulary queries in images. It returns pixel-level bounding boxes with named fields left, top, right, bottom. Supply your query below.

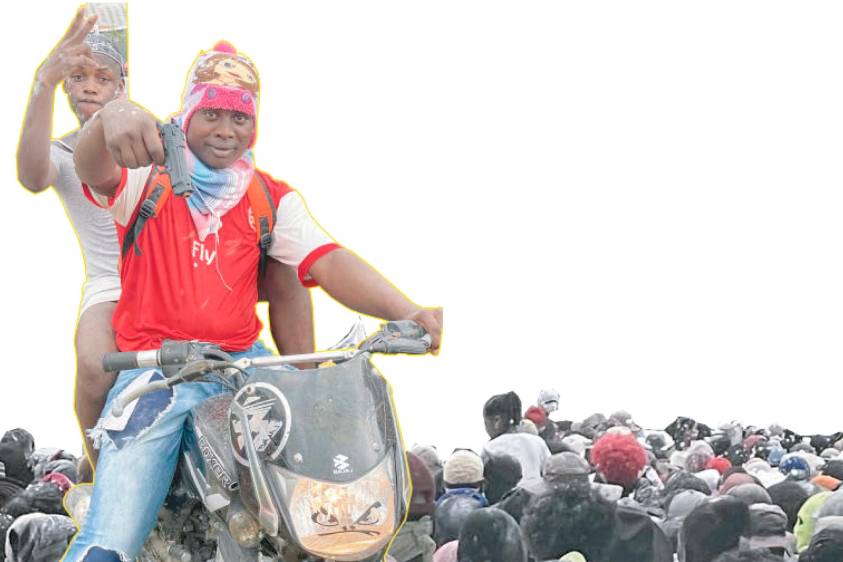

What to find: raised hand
left=97, top=100, right=166, bottom=169
left=405, top=307, right=443, bottom=353
left=36, top=7, right=98, bottom=89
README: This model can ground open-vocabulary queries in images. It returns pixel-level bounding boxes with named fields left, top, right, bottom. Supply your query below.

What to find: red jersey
left=85, top=166, right=339, bottom=351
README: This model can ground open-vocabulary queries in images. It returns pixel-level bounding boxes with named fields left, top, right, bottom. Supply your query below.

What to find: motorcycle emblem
left=333, top=454, right=353, bottom=475
left=229, top=383, right=292, bottom=466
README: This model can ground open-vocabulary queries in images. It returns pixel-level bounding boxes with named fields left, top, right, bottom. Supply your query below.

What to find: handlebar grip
left=372, top=336, right=431, bottom=354
left=102, top=349, right=160, bottom=373
left=360, top=321, right=432, bottom=354
left=102, top=352, right=140, bottom=373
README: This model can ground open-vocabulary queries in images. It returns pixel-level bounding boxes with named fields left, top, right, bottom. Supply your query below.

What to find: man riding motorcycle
left=62, top=40, right=442, bottom=561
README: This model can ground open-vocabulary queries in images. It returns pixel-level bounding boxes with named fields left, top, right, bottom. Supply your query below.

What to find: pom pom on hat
left=212, top=40, right=237, bottom=53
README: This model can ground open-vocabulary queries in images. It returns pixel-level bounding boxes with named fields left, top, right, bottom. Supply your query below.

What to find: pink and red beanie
left=179, top=41, right=260, bottom=146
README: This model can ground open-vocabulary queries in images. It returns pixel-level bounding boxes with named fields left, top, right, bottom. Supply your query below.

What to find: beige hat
left=443, top=450, right=484, bottom=486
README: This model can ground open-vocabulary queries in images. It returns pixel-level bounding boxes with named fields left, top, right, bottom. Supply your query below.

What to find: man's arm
left=262, top=258, right=316, bottom=356
left=75, top=99, right=164, bottom=196
left=16, top=8, right=97, bottom=192
left=309, top=248, right=443, bottom=351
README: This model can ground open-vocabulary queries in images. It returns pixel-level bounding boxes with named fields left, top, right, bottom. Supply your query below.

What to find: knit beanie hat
left=407, top=452, right=436, bottom=518
left=813, top=474, right=841, bottom=492
left=180, top=41, right=260, bottom=146
left=590, top=432, right=648, bottom=490
left=444, top=450, right=484, bottom=487
left=524, top=405, right=548, bottom=428
left=707, top=457, right=732, bottom=475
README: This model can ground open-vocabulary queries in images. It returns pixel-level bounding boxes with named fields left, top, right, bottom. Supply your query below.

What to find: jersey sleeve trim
left=82, top=167, right=128, bottom=209
left=298, top=243, right=341, bottom=287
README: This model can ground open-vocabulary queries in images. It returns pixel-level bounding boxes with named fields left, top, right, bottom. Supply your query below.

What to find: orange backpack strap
left=246, top=172, right=277, bottom=275
left=122, top=166, right=172, bottom=257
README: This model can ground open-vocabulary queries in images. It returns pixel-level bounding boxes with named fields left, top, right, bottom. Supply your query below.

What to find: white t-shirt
left=482, top=432, right=552, bottom=486
left=50, top=140, right=121, bottom=315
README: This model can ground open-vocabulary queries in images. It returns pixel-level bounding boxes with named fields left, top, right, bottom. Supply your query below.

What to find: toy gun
left=158, top=121, right=193, bottom=197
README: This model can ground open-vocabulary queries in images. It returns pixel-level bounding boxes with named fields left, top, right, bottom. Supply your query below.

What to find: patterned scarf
left=181, top=137, right=255, bottom=241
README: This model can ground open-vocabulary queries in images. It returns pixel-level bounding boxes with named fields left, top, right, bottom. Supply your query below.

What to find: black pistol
left=158, top=121, right=193, bottom=197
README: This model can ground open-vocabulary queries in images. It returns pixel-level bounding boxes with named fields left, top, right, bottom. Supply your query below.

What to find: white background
left=2, top=0, right=843, bottom=459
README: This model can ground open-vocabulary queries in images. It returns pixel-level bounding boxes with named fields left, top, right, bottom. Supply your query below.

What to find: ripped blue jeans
left=62, top=342, right=272, bottom=562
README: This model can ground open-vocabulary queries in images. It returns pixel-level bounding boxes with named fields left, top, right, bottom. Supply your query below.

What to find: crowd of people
left=0, top=429, right=82, bottom=561
left=386, top=389, right=843, bottom=562
left=2, top=388, right=842, bottom=561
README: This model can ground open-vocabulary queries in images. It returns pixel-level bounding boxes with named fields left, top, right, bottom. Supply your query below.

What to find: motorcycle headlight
left=228, top=509, right=261, bottom=548
left=269, top=455, right=398, bottom=561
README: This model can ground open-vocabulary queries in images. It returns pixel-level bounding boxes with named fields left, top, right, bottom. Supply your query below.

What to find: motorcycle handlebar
left=104, top=320, right=431, bottom=415
left=102, top=349, right=160, bottom=373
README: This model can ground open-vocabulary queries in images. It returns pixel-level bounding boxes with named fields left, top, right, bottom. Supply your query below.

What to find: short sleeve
left=48, top=144, right=66, bottom=178
left=81, top=165, right=152, bottom=227
left=268, top=191, right=340, bottom=287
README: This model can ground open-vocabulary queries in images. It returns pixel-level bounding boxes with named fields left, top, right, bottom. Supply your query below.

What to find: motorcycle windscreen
left=241, top=354, right=401, bottom=482
left=233, top=354, right=408, bottom=560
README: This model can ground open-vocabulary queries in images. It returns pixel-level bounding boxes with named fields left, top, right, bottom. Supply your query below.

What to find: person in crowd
left=482, top=392, right=551, bottom=485
left=589, top=430, right=648, bottom=497
left=388, top=452, right=436, bottom=562
left=482, top=453, right=522, bottom=505
left=456, top=508, right=526, bottom=562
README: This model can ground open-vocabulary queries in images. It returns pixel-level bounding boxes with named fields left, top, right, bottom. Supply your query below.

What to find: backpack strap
left=246, top=172, right=277, bottom=275
left=122, top=166, right=172, bottom=257
left=121, top=168, right=275, bottom=272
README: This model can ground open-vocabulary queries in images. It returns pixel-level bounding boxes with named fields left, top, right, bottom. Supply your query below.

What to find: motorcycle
left=66, top=320, right=430, bottom=561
